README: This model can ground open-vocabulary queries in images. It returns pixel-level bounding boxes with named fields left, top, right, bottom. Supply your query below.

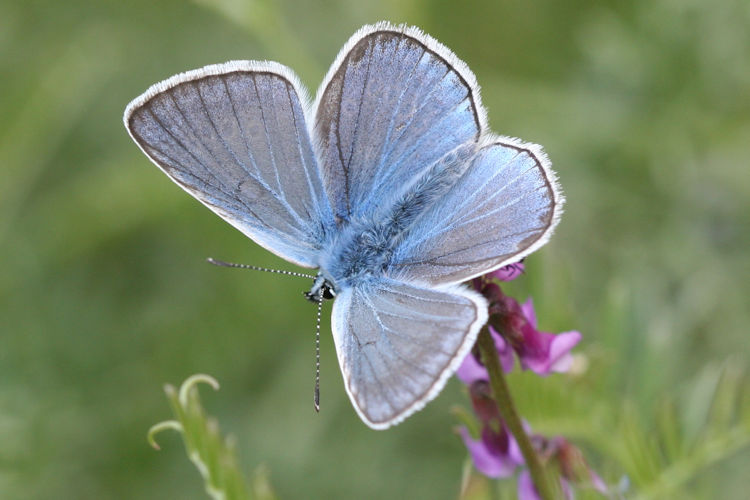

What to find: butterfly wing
left=124, top=61, right=333, bottom=267
left=390, top=138, right=562, bottom=285
left=331, top=279, right=487, bottom=429
left=314, top=23, right=485, bottom=222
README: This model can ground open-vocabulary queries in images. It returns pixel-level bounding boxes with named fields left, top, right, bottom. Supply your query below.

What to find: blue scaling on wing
left=124, top=23, right=565, bottom=431
left=314, top=27, right=483, bottom=223
left=124, top=62, right=334, bottom=268
left=330, top=278, right=487, bottom=429
left=389, top=139, right=560, bottom=286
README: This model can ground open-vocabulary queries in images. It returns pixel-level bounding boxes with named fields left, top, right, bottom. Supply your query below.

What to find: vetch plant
left=125, top=15, right=750, bottom=499
left=149, top=375, right=276, bottom=500
left=455, top=264, right=606, bottom=499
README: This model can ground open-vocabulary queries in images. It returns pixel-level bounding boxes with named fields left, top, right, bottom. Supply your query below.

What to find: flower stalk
left=476, top=326, right=558, bottom=500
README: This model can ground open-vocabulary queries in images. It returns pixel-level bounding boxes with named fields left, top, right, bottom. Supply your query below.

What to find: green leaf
left=149, top=374, right=277, bottom=500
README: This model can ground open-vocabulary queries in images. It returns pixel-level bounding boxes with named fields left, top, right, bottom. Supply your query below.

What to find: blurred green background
left=2, top=0, right=748, bottom=498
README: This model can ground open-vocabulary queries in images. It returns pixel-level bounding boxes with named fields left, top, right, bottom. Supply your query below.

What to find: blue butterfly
left=123, top=22, right=562, bottom=429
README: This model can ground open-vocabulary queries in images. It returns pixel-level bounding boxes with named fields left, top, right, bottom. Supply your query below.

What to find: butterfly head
left=305, top=273, right=336, bottom=303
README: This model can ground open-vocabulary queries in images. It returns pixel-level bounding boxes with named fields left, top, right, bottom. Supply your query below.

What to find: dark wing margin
left=390, top=137, right=563, bottom=285
left=124, top=61, right=333, bottom=267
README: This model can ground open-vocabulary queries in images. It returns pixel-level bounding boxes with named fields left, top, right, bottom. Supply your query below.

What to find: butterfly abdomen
left=383, top=144, right=474, bottom=234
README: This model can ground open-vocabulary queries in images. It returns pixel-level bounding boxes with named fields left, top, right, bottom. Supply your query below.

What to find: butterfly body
left=124, top=22, right=562, bottom=429
left=319, top=141, right=477, bottom=294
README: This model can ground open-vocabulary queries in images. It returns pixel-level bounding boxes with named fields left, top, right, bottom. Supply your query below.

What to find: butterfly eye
left=304, top=277, right=336, bottom=302
left=322, top=286, right=336, bottom=300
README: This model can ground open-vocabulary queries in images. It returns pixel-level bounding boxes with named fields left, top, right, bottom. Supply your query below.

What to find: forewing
left=331, top=279, right=487, bottom=429
left=124, top=61, right=333, bottom=267
left=390, top=138, right=562, bottom=285
left=314, top=23, right=485, bottom=221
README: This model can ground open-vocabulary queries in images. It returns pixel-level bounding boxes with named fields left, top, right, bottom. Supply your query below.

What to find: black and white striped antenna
left=313, top=292, right=323, bottom=412
left=206, top=257, right=323, bottom=413
left=206, top=257, right=315, bottom=279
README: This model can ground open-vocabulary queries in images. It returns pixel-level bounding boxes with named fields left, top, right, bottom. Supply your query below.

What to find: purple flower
left=456, top=381, right=609, bottom=496
left=515, top=299, right=582, bottom=376
left=488, top=261, right=525, bottom=281
left=455, top=348, right=488, bottom=384
left=458, top=425, right=523, bottom=478
left=455, top=329, right=514, bottom=384
left=457, top=284, right=581, bottom=380
left=455, top=267, right=599, bottom=494
left=457, top=381, right=526, bottom=479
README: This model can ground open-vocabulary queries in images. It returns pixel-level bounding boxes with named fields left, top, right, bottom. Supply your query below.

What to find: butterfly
left=123, top=22, right=562, bottom=429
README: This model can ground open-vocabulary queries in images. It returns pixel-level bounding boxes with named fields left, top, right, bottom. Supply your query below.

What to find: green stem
left=476, top=326, right=557, bottom=500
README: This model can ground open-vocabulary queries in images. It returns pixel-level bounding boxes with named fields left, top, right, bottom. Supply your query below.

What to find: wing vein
left=222, top=75, right=261, bottom=177
left=252, top=75, right=284, bottom=194
left=370, top=33, right=416, bottom=184
left=377, top=94, right=471, bottom=193
left=194, top=81, right=258, bottom=188
left=396, top=227, right=543, bottom=267
left=285, top=81, right=318, bottom=226
left=381, top=64, right=452, bottom=162
left=360, top=294, right=425, bottom=393
left=141, top=107, right=274, bottom=229
left=449, top=161, right=536, bottom=227
left=348, top=311, right=397, bottom=413
left=347, top=41, right=376, bottom=209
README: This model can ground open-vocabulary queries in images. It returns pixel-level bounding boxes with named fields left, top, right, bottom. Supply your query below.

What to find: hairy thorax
left=317, top=218, right=398, bottom=292
left=315, top=144, right=475, bottom=295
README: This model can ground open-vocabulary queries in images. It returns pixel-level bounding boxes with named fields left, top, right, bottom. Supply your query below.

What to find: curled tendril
left=146, top=373, right=261, bottom=499
left=178, top=373, right=221, bottom=407
left=147, top=374, right=220, bottom=450
left=147, top=420, right=183, bottom=450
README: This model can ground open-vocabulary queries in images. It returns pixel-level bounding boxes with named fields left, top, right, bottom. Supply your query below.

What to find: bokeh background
left=2, top=0, right=748, bottom=498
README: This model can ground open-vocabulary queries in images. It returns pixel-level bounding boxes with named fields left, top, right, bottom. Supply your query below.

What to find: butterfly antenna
left=206, top=257, right=316, bottom=279
left=209, top=257, right=322, bottom=410
left=314, top=293, right=323, bottom=412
